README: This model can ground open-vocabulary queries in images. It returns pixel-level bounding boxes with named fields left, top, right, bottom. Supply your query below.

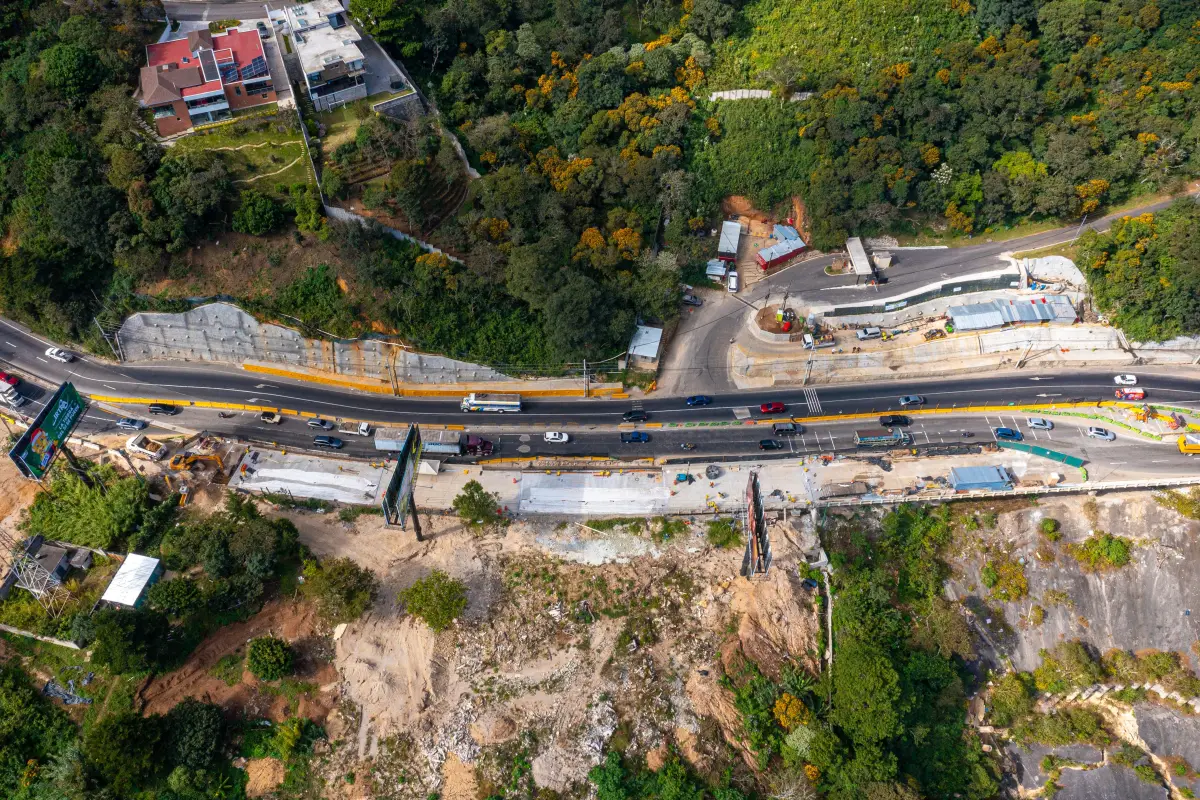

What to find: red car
left=759, top=401, right=786, bottom=414
left=0, top=370, right=17, bottom=387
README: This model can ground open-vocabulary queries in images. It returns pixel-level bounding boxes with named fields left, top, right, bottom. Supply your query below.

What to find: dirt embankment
left=139, top=598, right=337, bottom=722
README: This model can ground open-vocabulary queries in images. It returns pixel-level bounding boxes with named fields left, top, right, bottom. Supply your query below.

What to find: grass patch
left=705, top=518, right=740, bottom=549
left=338, top=506, right=384, bottom=523
left=261, top=493, right=333, bottom=512
left=584, top=517, right=644, bottom=532
left=209, top=652, right=245, bottom=686
left=981, top=557, right=1028, bottom=602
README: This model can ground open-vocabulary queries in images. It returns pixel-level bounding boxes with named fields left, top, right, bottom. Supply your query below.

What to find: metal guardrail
left=813, top=475, right=1200, bottom=508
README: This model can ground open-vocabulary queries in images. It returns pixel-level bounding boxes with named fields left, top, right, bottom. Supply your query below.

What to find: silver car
left=1027, top=418, right=1053, bottom=430
left=1086, top=426, right=1116, bottom=441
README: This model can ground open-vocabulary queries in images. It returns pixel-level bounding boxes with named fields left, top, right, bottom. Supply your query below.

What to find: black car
left=622, top=409, right=648, bottom=422
left=148, top=403, right=179, bottom=416
left=313, top=435, right=344, bottom=449
left=759, top=439, right=783, bottom=450
left=879, top=415, right=910, bottom=426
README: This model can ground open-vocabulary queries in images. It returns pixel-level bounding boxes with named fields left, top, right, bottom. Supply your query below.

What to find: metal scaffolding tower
left=0, top=530, right=72, bottom=618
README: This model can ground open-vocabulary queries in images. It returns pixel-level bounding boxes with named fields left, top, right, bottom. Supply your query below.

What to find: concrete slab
left=517, top=471, right=669, bottom=515
left=232, top=448, right=389, bottom=504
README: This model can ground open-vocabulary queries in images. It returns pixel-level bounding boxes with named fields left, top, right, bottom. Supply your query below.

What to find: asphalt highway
left=3, top=317, right=1200, bottom=472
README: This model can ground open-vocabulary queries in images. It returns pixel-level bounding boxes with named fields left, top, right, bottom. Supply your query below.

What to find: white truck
left=337, top=422, right=373, bottom=436
left=460, top=393, right=521, bottom=413
left=127, top=434, right=167, bottom=461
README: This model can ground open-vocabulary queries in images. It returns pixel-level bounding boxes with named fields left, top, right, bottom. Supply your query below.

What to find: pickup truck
left=127, top=434, right=167, bottom=461
left=337, top=422, right=372, bottom=436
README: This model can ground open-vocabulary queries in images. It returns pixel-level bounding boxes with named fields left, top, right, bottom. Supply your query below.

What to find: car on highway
left=621, top=431, right=650, bottom=444
left=0, top=370, right=18, bottom=387
left=759, top=439, right=783, bottom=450
left=44, top=347, right=73, bottom=363
left=2, top=392, right=28, bottom=408
left=307, top=418, right=334, bottom=430
left=313, top=435, right=344, bottom=449
left=686, top=395, right=712, bottom=407
left=148, top=403, right=179, bottom=416
left=898, top=395, right=924, bottom=407
left=994, top=427, right=1023, bottom=442
left=115, top=418, right=148, bottom=431
left=622, top=409, right=648, bottom=422
left=1113, top=374, right=1138, bottom=386
left=773, top=422, right=802, bottom=436
left=260, top=412, right=282, bottom=424
left=879, top=415, right=910, bottom=426
left=759, top=401, right=786, bottom=414
left=544, top=431, right=569, bottom=443
left=1027, top=418, right=1054, bottom=430
left=1087, top=426, right=1116, bottom=441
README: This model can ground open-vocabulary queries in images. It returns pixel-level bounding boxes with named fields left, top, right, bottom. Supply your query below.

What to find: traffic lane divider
left=241, top=363, right=623, bottom=398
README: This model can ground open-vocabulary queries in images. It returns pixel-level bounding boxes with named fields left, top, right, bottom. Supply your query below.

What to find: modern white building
left=283, top=0, right=367, bottom=111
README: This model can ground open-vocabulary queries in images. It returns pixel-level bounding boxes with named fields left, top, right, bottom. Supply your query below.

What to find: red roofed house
left=139, top=28, right=276, bottom=136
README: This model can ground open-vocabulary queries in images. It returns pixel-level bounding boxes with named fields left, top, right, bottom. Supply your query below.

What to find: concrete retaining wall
left=116, top=302, right=511, bottom=383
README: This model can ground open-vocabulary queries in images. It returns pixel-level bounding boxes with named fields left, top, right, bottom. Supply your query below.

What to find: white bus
left=460, top=393, right=522, bottom=413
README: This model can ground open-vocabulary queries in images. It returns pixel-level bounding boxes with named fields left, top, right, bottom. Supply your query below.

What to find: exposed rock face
left=1005, top=743, right=1104, bottom=791
left=1135, top=703, right=1200, bottom=796
left=1056, top=763, right=1167, bottom=800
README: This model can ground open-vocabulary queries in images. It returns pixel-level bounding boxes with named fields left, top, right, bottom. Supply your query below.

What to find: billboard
left=381, top=424, right=422, bottom=528
left=8, top=383, right=88, bottom=480
left=740, top=471, right=773, bottom=578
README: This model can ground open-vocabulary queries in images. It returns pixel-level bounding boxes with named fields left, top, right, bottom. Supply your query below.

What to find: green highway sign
left=8, top=382, right=88, bottom=480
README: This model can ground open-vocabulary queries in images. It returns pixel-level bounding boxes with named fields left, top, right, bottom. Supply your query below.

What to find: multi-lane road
left=3, top=316, right=1199, bottom=469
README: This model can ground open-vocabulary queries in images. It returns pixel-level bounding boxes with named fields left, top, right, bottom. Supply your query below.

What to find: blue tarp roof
left=773, top=224, right=801, bottom=241
left=757, top=238, right=807, bottom=263
left=949, top=466, right=1012, bottom=489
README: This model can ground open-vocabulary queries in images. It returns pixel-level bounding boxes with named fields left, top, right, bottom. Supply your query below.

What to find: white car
left=1027, top=418, right=1054, bottom=430
left=260, top=412, right=282, bottom=424
left=544, top=431, right=569, bottom=443
left=1113, top=374, right=1138, bottom=386
left=727, top=271, right=739, bottom=293
left=1086, top=426, right=1116, bottom=441
left=44, top=347, right=73, bottom=363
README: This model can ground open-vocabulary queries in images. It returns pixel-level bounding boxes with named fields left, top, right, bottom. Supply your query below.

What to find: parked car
left=256, top=20, right=269, bottom=38
left=115, top=418, right=148, bottom=431
left=855, top=327, right=883, bottom=341
left=313, top=435, right=344, bottom=449
left=1113, top=374, right=1138, bottom=386
left=898, top=395, right=924, bottom=407
left=0, top=370, right=18, bottom=387
left=544, top=431, right=569, bottom=443
left=759, top=439, right=783, bottom=450
left=879, top=415, right=910, bottom=426
left=686, top=395, right=712, bottom=407
left=727, top=271, right=739, bottom=293
left=1087, top=426, right=1116, bottom=441
left=2, top=392, right=28, bottom=408
left=148, top=403, right=179, bottom=416
left=260, top=412, right=282, bottom=424
left=759, top=401, right=786, bottom=414
left=622, top=409, right=648, bottom=422
left=621, top=431, right=650, bottom=444
left=1027, top=418, right=1054, bottom=430
left=682, top=294, right=703, bottom=307
left=994, top=427, right=1023, bottom=441
left=307, top=418, right=334, bottom=430
left=44, top=347, right=73, bottom=363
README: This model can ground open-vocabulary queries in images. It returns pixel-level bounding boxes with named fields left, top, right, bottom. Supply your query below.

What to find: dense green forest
left=1, top=0, right=1198, bottom=367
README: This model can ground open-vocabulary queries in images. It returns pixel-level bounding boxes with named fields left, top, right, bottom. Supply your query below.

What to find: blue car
left=994, top=427, right=1023, bottom=442
left=686, top=395, right=712, bottom=407
left=621, top=431, right=650, bottom=444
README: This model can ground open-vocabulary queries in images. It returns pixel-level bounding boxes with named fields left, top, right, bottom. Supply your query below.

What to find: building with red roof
left=139, top=27, right=277, bottom=136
